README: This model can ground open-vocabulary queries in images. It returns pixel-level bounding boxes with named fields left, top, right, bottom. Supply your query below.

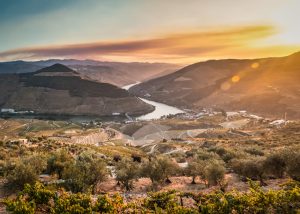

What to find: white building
left=1, top=108, right=15, bottom=113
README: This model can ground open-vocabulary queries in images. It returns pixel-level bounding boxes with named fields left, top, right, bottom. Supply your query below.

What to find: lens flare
left=221, top=82, right=231, bottom=91
left=231, top=75, right=240, bottom=83
left=251, top=62, right=259, bottom=69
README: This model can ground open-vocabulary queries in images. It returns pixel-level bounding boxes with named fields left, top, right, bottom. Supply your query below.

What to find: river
left=122, top=82, right=185, bottom=120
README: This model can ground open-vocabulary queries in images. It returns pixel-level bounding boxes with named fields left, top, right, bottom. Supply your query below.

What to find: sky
left=0, top=0, right=300, bottom=63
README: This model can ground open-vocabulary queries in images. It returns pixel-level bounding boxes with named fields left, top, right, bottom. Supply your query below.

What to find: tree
left=47, top=150, right=74, bottom=178
left=231, top=158, right=266, bottom=186
left=62, top=153, right=107, bottom=193
left=6, top=161, right=38, bottom=190
left=141, top=156, right=179, bottom=186
left=263, top=152, right=286, bottom=178
left=185, top=160, right=205, bottom=184
left=24, top=153, right=47, bottom=175
left=115, top=159, right=140, bottom=191
left=286, top=152, right=300, bottom=181
left=5, top=154, right=48, bottom=190
left=204, top=161, right=225, bottom=187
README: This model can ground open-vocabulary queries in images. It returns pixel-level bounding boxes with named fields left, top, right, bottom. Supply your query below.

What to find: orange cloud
left=0, top=25, right=298, bottom=63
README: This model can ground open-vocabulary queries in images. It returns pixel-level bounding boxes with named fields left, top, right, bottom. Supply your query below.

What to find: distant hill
left=0, top=64, right=154, bottom=117
left=0, top=60, right=43, bottom=74
left=0, top=59, right=181, bottom=87
left=130, top=52, right=300, bottom=119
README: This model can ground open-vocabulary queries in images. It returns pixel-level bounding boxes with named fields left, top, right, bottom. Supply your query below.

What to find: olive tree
left=185, top=160, right=205, bottom=184
left=286, top=151, right=300, bottom=181
left=115, top=158, right=140, bottom=191
left=6, top=161, right=38, bottom=190
left=204, top=161, right=225, bottom=187
left=6, top=153, right=48, bottom=190
left=47, top=149, right=74, bottom=178
left=141, top=156, right=179, bottom=185
left=231, top=158, right=266, bottom=186
left=62, top=153, right=107, bottom=193
left=263, top=152, right=286, bottom=178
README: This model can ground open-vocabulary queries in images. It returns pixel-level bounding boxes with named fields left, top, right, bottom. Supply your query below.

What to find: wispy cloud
left=0, top=25, right=297, bottom=63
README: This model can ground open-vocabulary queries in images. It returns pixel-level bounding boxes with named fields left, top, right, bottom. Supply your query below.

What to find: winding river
left=122, top=82, right=185, bottom=120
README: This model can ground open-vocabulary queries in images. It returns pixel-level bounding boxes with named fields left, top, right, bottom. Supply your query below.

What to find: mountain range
left=0, top=59, right=180, bottom=87
left=130, top=52, right=300, bottom=119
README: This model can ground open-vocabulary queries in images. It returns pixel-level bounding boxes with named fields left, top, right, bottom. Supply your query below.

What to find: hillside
left=0, top=64, right=154, bottom=117
left=0, top=59, right=181, bottom=87
left=130, top=52, right=300, bottom=119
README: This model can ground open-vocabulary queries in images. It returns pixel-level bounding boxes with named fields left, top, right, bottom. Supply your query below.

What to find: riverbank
left=123, top=82, right=185, bottom=120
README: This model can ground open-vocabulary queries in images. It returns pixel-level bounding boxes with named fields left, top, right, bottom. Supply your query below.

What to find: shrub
left=4, top=196, right=36, bottom=214
left=52, top=192, right=93, bottom=214
left=244, top=147, right=264, bottom=156
left=22, top=182, right=54, bottom=205
left=209, top=147, right=237, bottom=163
left=197, top=149, right=219, bottom=161
left=94, top=194, right=123, bottom=213
left=144, top=190, right=177, bottom=210
left=194, top=181, right=300, bottom=214
left=4, top=182, right=300, bottom=214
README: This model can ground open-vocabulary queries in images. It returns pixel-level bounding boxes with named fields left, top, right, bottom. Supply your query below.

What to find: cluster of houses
left=1, top=108, right=34, bottom=114
left=174, top=108, right=289, bottom=127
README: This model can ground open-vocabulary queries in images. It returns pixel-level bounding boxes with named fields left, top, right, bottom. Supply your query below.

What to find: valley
left=0, top=58, right=299, bottom=213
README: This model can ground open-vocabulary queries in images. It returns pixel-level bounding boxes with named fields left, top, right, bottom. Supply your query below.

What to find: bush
left=22, top=182, right=55, bottom=205
left=197, top=149, right=219, bottom=161
left=94, top=194, right=123, bottom=213
left=194, top=181, right=300, bottom=214
left=4, top=196, right=36, bottom=214
left=244, top=147, right=264, bottom=156
left=144, top=190, right=177, bottom=210
left=4, top=182, right=300, bottom=214
left=52, top=192, right=93, bottom=214
left=209, top=147, right=237, bottom=163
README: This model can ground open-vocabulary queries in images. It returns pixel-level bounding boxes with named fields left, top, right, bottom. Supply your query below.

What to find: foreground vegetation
left=0, top=118, right=299, bottom=213
left=4, top=181, right=300, bottom=213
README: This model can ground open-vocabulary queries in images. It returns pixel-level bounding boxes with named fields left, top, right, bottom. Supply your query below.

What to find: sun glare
left=251, top=62, right=260, bottom=69
left=231, top=75, right=240, bottom=83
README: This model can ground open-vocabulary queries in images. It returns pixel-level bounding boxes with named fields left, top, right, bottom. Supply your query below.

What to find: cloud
left=0, top=25, right=293, bottom=63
